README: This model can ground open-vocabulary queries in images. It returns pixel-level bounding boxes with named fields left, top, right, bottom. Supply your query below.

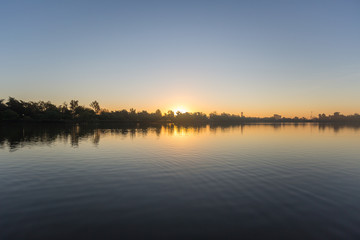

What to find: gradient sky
left=1, top=0, right=359, bottom=117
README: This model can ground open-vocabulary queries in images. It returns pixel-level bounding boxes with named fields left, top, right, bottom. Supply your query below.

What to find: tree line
left=0, top=97, right=359, bottom=123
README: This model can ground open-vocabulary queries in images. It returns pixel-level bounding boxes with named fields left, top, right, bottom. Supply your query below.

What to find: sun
left=173, top=106, right=188, bottom=115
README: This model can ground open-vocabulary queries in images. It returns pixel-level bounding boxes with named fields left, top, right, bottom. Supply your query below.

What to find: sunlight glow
left=173, top=106, right=188, bottom=114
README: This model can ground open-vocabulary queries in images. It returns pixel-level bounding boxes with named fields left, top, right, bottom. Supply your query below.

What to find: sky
left=1, top=0, right=359, bottom=117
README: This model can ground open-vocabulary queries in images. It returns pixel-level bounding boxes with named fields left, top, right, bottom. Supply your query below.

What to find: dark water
left=1, top=123, right=360, bottom=239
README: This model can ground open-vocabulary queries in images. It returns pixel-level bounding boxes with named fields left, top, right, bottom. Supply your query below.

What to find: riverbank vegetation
left=0, top=97, right=359, bottom=123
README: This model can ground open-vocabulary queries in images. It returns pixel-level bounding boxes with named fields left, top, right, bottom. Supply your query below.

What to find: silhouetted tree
left=90, top=100, right=100, bottom=114
left=6, top=97, right=25, bottom=116
left=0, top=99, right=6, bottom=111
left=155, top=109, right=162, bottom=121
left=129, top=108, right=137, bottom=121
left=70, top=100, right=79, bottom=113
left=165, top=110, right=175, bottom=122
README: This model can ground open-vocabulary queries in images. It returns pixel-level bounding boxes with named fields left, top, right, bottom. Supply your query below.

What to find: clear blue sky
left=1, top=0, right=359, bottom=117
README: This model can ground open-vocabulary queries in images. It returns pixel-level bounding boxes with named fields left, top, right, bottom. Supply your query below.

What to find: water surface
left=1, top=123, right=360, bottom=239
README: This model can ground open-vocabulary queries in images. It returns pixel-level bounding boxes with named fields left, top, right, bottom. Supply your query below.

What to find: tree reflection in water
left=1, top=122, right=359, bottom=152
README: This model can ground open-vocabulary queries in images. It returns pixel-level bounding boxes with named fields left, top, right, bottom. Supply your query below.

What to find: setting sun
left=173, top=106, right=188, bottom=114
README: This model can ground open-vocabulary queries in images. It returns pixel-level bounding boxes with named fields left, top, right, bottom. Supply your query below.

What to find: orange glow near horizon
left=172, top=106, right=189, bottom=115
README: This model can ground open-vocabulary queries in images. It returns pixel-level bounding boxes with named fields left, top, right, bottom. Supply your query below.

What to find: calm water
left=1, top=123, right=360, bottom=239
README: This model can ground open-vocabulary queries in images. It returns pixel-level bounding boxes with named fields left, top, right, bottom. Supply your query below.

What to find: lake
left=1, top=123, right=360, bottom=239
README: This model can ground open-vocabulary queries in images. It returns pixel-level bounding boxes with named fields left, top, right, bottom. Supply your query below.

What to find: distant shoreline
left=2, top=119, right=360, bottom=125
left=1, top=97, right=359, bottom=124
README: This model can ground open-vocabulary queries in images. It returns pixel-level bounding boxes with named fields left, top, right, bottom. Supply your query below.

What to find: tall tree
left=90, top=101, right=100, bottom=114
left=70, top=100, right=79, bottom=113
left=155, top=109, right=162, bottom=117
left=0, top=99, right=6, bottom=110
